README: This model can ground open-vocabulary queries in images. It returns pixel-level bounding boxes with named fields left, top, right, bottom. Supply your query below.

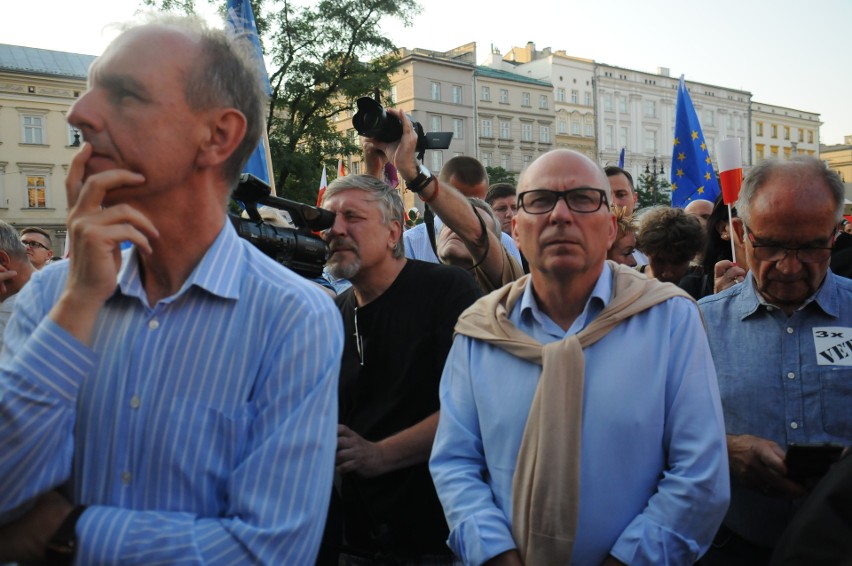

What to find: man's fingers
left=65, top=142, right=93, bottom=208
left=72, top=170, right=146, bottom=214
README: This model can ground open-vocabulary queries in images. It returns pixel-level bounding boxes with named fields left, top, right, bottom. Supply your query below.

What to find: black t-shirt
left=334, top=259, right=481, bottom=558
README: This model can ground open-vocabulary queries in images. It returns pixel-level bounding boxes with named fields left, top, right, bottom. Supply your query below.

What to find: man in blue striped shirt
left=0, top=15, right=342, bottom=565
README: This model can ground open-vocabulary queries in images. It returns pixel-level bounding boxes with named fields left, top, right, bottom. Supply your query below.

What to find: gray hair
left=469, top=198, right=501, bottom=236
left=0, top=221, right=27, bottom=259
left=122, top=13, right=266, bottom=185
left=737, top=157, right=845, bottom=226
left=323, top=175, right=406, bottom=259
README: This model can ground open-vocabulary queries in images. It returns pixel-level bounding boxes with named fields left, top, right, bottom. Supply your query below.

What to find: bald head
left=519, top=149, right=610, bottom=201
left=684, top=199, right=714, bottom=230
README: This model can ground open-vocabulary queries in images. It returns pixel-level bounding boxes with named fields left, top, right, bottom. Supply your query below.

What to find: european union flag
left=227, top=0, right=273, bottom=187
left=670, top=76, right=720, bottom=208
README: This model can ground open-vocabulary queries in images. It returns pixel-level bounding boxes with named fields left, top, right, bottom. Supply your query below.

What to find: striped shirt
left=0, top=222, right=342, bottom=564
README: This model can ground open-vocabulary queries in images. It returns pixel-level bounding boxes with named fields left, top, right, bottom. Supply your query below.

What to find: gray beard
left=327, top=256, right=361, bottom=280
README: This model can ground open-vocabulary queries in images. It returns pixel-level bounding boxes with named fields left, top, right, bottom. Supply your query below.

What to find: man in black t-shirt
left=320, top=174, right=480, bottom=563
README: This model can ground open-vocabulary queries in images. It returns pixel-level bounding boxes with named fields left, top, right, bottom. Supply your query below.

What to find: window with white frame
left=453, top=118, right=463, bottom=139
left=499, top=89, right=509, bottom=103
left=644, top=100, right=657, bottom=118
left=584, top=91, right=592, bottom=106
left=389, top=86, right=397, bottom=104
left=521, top=123, right=533, bottom=141
left=452, top=85, right=462, bottom=104
left=619, top=126, right=628, bottom=149
left=431, top=82, right=441, bottom=101
left=644, top=129, right=657, bottom=153
left=22, top=165, right=51, bottom=208
left=704, top=110, right=715, bottom=127
left=501, top=154, right=510, bottom=170
left=523, top=154, right=532, bottom=167
left=558, top=120, right=567, bottom=134
left=603, top=93, right=613, bottom=112
left=605, top=125, right=614, bottom=149
left=726, top=114, right=733, bottom=129
left=482, top=152, right=492, bottom=167
left=67, top=125, right=82, bottom=147
left=617, top=96, right=627, bottom=113
left=21, top=113, right=47, bottom=145
left=430, top=115, right=442, bottom=132
left=500, top=120, right=511, bottom=139
left=481, top=86, right=491, bottom=101
left=430, top=151, right=443, bottom=171
left=352, top=162, right=361, bottom=175
left=557, top=88, right=566, bottom=102
left=584, top=123, right=593, bottom=137
left=539, top=95, right=548, bottom=109
left=522, top=92, right=531, bottom=107
left=482, top=119, right=493, bottom=137
left=539, top=125, right=550, bottom=143
left=571, top=90, right=579, bottom=104
left=571, top=120, right=580, bottom=136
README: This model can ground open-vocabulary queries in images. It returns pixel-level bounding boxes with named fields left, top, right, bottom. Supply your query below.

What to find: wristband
left=421, top=178, right=439, bottom=203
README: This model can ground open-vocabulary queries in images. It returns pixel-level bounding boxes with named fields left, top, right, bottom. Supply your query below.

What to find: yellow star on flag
left=671, top=183, right=678, bottom=191
left=676, top=168, right=684, bottom=178
left=678, top=152, right=686, bottom=162
left=673, top=137, right=680, bottom=146
left=691, top=131, right=699, bottom=140
left=705, top=156, right=711, bottom=164
left=697, top=186, right=705, bottom=194
left=704, top=172, right=711, bottom=180
left=700, top=142, right=707, bottom=151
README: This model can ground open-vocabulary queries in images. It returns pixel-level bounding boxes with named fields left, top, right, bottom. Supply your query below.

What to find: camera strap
left=425, top=205, right=440, bottom=260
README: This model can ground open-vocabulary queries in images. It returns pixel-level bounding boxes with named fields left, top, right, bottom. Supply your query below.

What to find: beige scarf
left=454, top=261, right=692, bottom=565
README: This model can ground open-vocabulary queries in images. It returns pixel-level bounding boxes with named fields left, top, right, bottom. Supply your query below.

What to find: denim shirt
left=699, top=270, right=852, bottom=547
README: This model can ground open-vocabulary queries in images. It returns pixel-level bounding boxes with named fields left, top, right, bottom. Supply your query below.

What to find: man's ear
left=196, top=108, right=248, bottom=169
left=731, top=218, right=745, bottom=243
left=0, top=250, right=10, bottom=268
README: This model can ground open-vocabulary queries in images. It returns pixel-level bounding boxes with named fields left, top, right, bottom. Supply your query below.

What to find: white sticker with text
left=814, top=327, right=852, bottom=366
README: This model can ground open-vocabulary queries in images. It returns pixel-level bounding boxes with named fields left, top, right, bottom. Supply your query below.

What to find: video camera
left=352, top=97, right=453, bottom=160
left=229, top=173, right=333, bottom=279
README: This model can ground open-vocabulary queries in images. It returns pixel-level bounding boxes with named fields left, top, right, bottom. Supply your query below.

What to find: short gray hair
left=121, top=13, right=266, bottom=185
left=469, top=198, right=501, bottom=236
left=323, top=175, right=405, bottom=259
left=737, top=157, right=845, bottom=226
left=0, top=221, right=27, bottom=259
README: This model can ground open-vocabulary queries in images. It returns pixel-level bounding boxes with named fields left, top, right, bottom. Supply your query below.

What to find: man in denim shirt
left=699, top=157, right=852, bottom=565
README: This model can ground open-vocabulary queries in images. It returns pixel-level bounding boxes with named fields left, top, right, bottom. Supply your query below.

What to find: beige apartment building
left=752, top=102, right=821, bottom=163
left=821, top=135, right=852, bottom=183
left=0, top=44, right=94, bottom=255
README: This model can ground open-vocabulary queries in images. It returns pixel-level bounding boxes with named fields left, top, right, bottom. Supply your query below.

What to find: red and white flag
left=337, top=158, right=346, bottom=179
left=716, top=138, right=743, bottom=205
left=316, top=164, right=328, bottom=207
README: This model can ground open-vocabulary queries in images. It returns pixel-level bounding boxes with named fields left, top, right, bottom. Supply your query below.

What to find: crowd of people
left=0, top=13, right=850, bottom=566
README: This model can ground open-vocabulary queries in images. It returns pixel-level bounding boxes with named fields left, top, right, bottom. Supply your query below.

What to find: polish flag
left=337, top=158, right=346, bottom=179
left=716, top=138, right=743, bottom=205
left=316, top=164, right=328, bottom=207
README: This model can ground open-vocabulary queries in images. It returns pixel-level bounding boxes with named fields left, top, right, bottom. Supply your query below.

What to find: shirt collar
left=117, top=222, right=242, bottom=306
left=520, top=263, right=612, bottom=338
left=736, top=269, right=838, bottom=319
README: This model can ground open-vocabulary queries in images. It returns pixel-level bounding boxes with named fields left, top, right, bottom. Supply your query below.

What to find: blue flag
left=617, top=148, right=625, bottom=169
left=227, top=0, right=273, bottom=187
left=670, top=76, right=720, bottom=208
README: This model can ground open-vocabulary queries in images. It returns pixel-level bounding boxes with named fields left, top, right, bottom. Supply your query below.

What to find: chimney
left=657, top=67, right=670, bottom=77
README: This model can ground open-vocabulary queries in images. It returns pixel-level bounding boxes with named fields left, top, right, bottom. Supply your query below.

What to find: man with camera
left=319, top=159, right=480, bottom=560
left=698, top=158, right=852, bottom=565
left=0, top=15, right=342, bottom=565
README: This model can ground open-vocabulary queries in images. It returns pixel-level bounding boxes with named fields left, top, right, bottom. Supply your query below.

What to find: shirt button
left=786, top=327, right=794, bottom=334
left=130, top=395, right=141, bottom=409
left=148, top=319, right=160, bottom=330
left=767, top=306, right=774, bottom=312
left=121, top=471, right=132, bottom=485
left=787, top=372, right=795, bottom=380
left=790, top=421, right=799, bottom=429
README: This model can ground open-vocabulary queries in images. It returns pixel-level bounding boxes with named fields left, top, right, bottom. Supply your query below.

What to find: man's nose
left=66, top=89, right=101, bottom=136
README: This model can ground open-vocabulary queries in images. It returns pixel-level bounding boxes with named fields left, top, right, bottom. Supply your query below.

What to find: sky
left=3, top=0, right=850, bottom=145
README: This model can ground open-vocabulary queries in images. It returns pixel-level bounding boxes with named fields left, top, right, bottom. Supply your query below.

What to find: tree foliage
left=636, top=171, right=673, bottom=210
left=485, top=166, right=516, bottom=187
left=142, top=0, right=419, bottom=203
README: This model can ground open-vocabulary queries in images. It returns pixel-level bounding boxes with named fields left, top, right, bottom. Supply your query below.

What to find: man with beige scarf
left=429, top=149, right=730, bottom=566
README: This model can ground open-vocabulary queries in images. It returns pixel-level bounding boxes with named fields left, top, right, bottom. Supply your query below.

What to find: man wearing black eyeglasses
left=698, top=157, right=852, bottom=566
left=430, top=149, right=729, bottom=566
left=20, top=227, right=53, bottom=270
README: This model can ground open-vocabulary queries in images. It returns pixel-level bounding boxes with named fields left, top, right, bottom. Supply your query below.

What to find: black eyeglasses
left=354, top=307, right=364, bottom=366
left=744, top=227, right=836, bottom=264
left=22, top=239, right=49, bottom=251
left=518, top=188, right=609, bottom=215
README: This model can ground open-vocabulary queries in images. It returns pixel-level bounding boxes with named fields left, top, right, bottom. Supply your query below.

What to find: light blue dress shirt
left=0, top=223, right=343, bottom=565
left=699, top=270, right=852, bottom=548
left=403, top=219, right=522, bottom=264
left=430, top=264, right=729, bottom=566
